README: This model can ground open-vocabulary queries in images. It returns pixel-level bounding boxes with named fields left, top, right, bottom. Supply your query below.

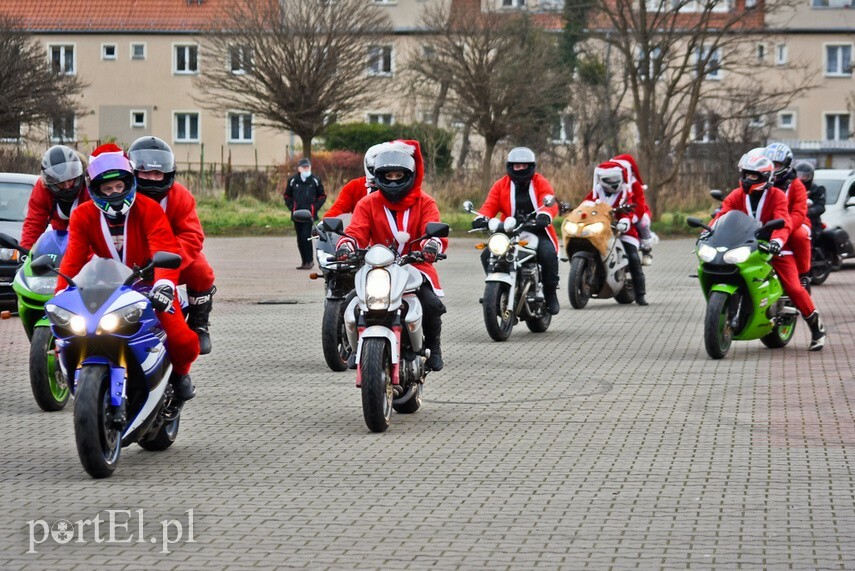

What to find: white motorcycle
left=341, top=222, right=449, bottom=433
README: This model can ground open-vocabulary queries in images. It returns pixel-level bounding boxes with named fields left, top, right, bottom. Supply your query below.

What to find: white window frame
left=695, top=46, right=723, bottom=80
left=366, top=112, right=394, bottom=125
left=367, top=45, right=394, bottom=76
left=692, top=113, right=719, bottom=143
left=173, top=111, right=201, bottom=143
left=812, top=0, right=854, bottom=7
left=551, top=115, right=576, bottom=145
left=101, top=43, right=117, bottom=61
left=130, top=110, right=147, bottom=129
left=824, top=43, right=853, bottom=77
left=48, top=43, right=76, bottom=75
left=645, top=0, right=731, bottom=13
left=824, top=112, right=851, bottom=141
left=131, top=42, right=147, bottom=60
left=501, top=0, right=526, bottom=7
left=756, top=43, right=766, bottom=62
left=373, top=0, right=397, bottom=4
left=50, top=112, right=76, bottom=143
left=226, top=111, right=254, bottom=143
left=748, top=115, right=765, bottom=128
left=775, top=43, right=788, bottom=65
left=173, top=43, right=199, bottom=75
left=777, top=111, right=796, bottom=130
left=229, top=45, right=252, bottom=75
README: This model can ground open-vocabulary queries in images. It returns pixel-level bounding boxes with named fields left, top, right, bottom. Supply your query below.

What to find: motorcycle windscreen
left=73, top=257, right=134, bottom=311
left=706, top=210, right=760, bottom=249
left=31, top=230, right=69, bottom=263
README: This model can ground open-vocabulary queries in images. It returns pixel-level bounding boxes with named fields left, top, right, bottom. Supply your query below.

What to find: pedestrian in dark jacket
left=284, top=158, right=326, bottom=269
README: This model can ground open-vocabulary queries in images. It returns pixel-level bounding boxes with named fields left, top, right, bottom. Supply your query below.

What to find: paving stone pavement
left=1, top=235, right=855, bottom=570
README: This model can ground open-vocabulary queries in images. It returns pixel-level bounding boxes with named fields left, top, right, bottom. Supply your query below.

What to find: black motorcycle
left=811, top=224, right=853, bottom=285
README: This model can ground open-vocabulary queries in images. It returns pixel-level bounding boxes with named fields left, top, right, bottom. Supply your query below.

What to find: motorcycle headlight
left=563, top=221, right=579, bottom=236
left=581, top=222, right=605, bottom=237
left=488, top=233, right=511, bottom=257
left=98, top=301, right=147, bottom=333
left=723, top=246, right=751, bottom=264
left=697, top=244, right=718, bottom=263
left=365, top=268, right=391, bottom=311
left=0, top=248, right=18, bottom=262
left=46, top=303, right=86, bottom=335
left=23, top=274, right=57, bottom=295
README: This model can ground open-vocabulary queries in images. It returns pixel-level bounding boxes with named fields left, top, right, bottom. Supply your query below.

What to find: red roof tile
left=0, top=0, right=226, bottom=33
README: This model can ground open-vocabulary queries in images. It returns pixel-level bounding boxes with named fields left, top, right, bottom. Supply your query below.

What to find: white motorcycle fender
left=355, top=326, right=400, bottom=387
left=604, top=236, right=631, bottom=295
left=485, top=273, right=514, bottom=286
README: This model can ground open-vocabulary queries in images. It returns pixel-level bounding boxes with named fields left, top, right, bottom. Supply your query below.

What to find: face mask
left=300, top=170, right=311, bottom=181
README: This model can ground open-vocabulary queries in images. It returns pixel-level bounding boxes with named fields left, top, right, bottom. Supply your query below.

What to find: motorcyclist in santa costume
left=764, top=143, right=812, bottom=291
left=582, top=160, right=649, bottom=306
left=56, top=144, right=200, bottom=400
left=472, top=147, right=562, bottom=315
left=20, top=145, right=90, bottom=250
left=324, top=141, right=407, bottom=219
left=711, top=150, right=826, bottom=351
left=128, top=136, right=217, bottom=355
left=334, top=140, right=448, bottom=371
left=611, top=153, right=657, bottom=266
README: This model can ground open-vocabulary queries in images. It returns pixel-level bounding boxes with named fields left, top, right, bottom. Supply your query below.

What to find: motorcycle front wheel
left=29, top=326, right=69, bottom=411
left=568, top=257, right=592, bottom=309
left=810, top=248, right=831, bottom=285
left=360, top=338, right=393, bottom=433
left=74, top=365, right=122, bottom=478
left=322, top=298, right=351, bottom=372
left=704, top=291, right=734, bottom=359
left=483, top=282, right=514, bottom=341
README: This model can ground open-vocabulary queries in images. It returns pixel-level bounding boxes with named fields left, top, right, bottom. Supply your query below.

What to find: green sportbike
left=0, top=230, right=69, bottom=410
left=687, top=211, right=798, bottom=360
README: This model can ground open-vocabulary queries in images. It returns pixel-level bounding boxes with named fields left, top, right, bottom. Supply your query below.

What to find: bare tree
left=409, top=1, right=569, bottom=189
left=0, top=15, right=84, bottom=140
left=195, top=0, right=391, bottom=158
left=589, top=0, right=816, bottom=215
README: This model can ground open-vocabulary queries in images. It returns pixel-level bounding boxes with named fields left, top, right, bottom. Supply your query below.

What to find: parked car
left=0, top=173, right=38, bottom=305
left=814, top=169, right=855, bottom=270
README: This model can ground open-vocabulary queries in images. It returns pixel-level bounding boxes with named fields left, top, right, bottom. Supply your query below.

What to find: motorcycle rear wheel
left=74, top=365, right=122, bottom=478
left=322, top=298, right=351, bottom=372
left=760, top=313, right=797, bottom=349
left=568, top=257, right=592, bottom=309
left=483, top=282, right=514, bottom=341
left=614, top=278, right=636, bottom=304
left=392, top=382, right=422, bottom=414
left=360, top=338, right=393, bottom=433
left=704, top=291, right=734, bottom=359
left=29, top=326, right=69, bottom=412
left=525, top=309, right=551, bottom=333
left=138, top=415, right=180, bottom=451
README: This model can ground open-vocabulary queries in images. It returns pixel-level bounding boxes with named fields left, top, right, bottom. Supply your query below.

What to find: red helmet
left=737, top=151, right=774, bottom=194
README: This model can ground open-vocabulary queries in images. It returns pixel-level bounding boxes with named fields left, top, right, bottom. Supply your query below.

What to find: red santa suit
left=20, top=179, right=90, bottom=250
left=612, top=154, right=652, bottom=230
left=583, top=162, right=641, bottom=248
left=780, top=177, right=811, bottom=275
left=152, top=182, right=215, bottom=292
left=337, top=141, right=447, bottom=296
left=477, top=173, right=560, bottom=252
left=324, top=176, right=370, bottom=219
left=57, top=195, right=200, bottom=375
left=713, top=186, right=815, bottom=317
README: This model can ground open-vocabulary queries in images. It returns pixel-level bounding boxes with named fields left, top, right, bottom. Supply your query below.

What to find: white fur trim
left=394, top=231, right=411, bottom=245
left=153, top=278, right=176, bottom=291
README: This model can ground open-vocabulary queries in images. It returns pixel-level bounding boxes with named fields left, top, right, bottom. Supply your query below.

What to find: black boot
left=422, top=309, right=444, bottom=372
left=425, top=340, right=443, bottom=371
left=799, top=273, right=812, bottom=294
left=627, top=246, right=648, bottom=306
left=188, top=286, right=216, bottom=355
left=544, top=283, right=560, bottom=315
left=169, top=372, right=196, bottom=401
left=805, top=311, right=826, bottom=351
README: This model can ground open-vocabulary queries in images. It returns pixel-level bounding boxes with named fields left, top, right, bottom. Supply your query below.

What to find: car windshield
left=74, top=257, right=133, bottom=289
left=0, top=181, right=33, bottom=222
left=814, top=178, right=845, bottom=204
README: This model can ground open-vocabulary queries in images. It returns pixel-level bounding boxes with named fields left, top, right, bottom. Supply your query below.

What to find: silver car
left=0, top=173, right=39, bottom=304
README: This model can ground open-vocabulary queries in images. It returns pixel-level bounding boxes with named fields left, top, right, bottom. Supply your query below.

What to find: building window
left=174, top=112, right=200, bottom=142
left=367, top=113, right=393, bottom=125
left=102, top=44, right=117, bottom=61
left=50, top=112, right=75, bottom=142
left=228, top=113, right=253, bottom=142
left=812, top=0, right=854, bottom=7
left=825, top=44, right=852, bottom=76
left=130, top=110, right=146, bottom=129
left=373, top=0, right=397, bottom=4
left=229, top=45, right=252, bottom=74
left=174, top=44, right=199, bottom=74
left=646, top=0, right=731, bottom=12
left=693, top=113, right=719, bottom=143
left=696, top=47, right=722, bottom=79
left=775, top=43, right=788, bottom=65
left=825, top=113, right=851, bottom=141
left=367, top=46, right=393, bottom=76
left=756, top=43, right=765, bottom=61
left=131, top=43, right=146, bottom=60
left=49, top=45, right=75, bottom=75
left=637, top=46, right=663, bottom=79
left=502, top=0, right=525, bottom=6
left=551, top=115, right=576, bottom=144
left=0, top=120, right=21, bottom=142
left=778, top=112, right=796, bottom=130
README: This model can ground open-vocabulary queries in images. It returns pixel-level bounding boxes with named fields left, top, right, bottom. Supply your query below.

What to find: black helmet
left=794, top=161, right=814, bottom=187
left=373, top=150, right=416, bottom=203
left=128, top=136, right=176, bottom=199
left=41, top=145, right=85, bottom=201
left=506, top=147, right=536, bottom=186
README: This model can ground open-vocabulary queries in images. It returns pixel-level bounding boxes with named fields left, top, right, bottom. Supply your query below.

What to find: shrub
left=280, top=150, right=364, bottom=194
left=0, top=149, right=40, bottom=174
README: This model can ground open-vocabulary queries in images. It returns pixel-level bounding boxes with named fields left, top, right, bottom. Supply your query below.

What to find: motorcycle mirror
left=462, top=200, right=474, bottom=213
left=0, top=232, right=26, bottom=254
left=292, top=209, right=314, bottom=224
left=152, top=251, right=183, bottom=270
left=542, top=195, right=556, bottom=207
left=424, top=222, right=450, bottom=239
left=686, top=217, right=712, bottom=231
left=322, top=217, right=344, bottom=234
left=30, top=254, right=57, bottom=276
left=709, top=189, right=724, bottom=202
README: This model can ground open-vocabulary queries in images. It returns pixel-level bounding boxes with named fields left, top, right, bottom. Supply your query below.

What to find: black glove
left=472, top=217, right=488, bottom=230
left=149, top=284, right=174, bottom=313
left=535, top=213, right=551, bottom=228
left=335, top=247, right=352, bottom=261
left=423, top=239, right=440, bottom=263
left=761, top=240, right=782, bottom=256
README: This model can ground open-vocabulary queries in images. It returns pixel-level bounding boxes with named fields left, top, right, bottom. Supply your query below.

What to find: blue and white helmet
left=87, top=144, right=136, bottom=217
left=762, top=142, right=794, bottom=179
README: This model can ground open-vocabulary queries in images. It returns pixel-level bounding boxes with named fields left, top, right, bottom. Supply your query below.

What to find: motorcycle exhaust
left=393, top=384, right=418, bottom=405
